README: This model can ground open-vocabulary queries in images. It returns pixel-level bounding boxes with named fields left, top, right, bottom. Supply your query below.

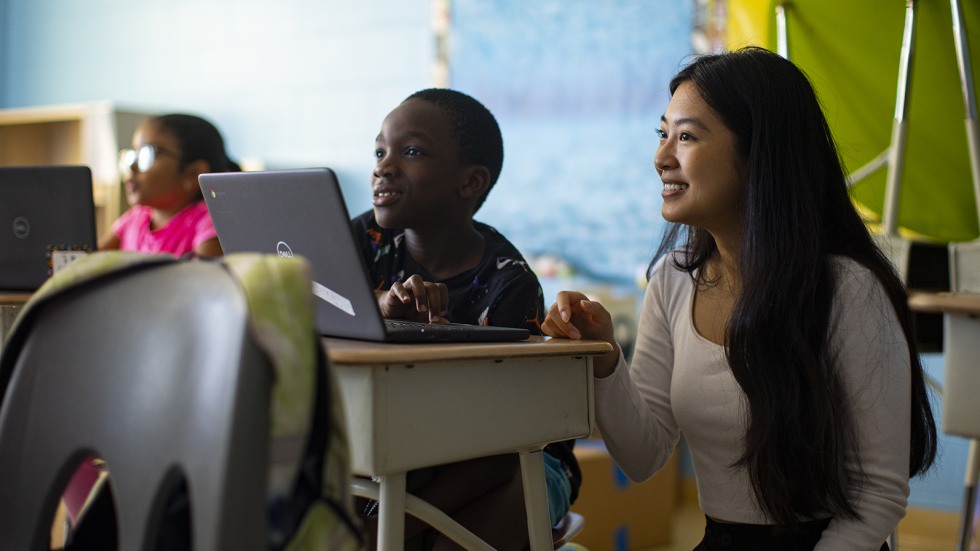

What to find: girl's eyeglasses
left=118, top=144, right=182, bottom=176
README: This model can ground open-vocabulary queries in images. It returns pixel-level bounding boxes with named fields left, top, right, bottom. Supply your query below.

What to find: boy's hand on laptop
left=378, top=275, right=450, bottom=324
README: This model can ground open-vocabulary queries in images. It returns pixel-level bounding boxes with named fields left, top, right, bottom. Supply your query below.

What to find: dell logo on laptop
left=13, top=217, right=30, bottom=239
left=276, top=241, right=294, bottom=258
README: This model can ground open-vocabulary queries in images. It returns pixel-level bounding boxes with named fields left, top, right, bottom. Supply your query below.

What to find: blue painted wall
left=0, top=0, right=435, bottom=209
left=0, top=0, right=8, bottom=106
left=909, top=353, right=971, bottom=512
left=451, top=0, right=691, bottom=288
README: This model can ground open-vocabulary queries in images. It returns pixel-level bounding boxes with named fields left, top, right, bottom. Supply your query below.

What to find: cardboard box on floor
left=571, top=439, right=679, bottom=551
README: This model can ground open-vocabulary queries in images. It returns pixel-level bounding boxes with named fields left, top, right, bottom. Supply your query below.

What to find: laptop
left=0, top=166, right=97, bottom=291
left=199, top=168, right=530, bottom=343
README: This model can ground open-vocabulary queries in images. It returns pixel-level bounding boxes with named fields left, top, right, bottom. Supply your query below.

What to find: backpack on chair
left=0, top=251, right=364, bottom=550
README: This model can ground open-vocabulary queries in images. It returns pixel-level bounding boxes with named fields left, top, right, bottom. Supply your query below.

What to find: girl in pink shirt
left=100, top=113, right=239, bottom=258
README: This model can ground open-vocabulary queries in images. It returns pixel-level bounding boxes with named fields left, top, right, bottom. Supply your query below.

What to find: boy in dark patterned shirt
left=351, top=214, right=543, bottom=333
left=352, top=88, right=580, bottom=550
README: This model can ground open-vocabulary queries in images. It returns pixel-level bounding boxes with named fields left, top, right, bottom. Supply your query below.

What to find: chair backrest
left=0, top=259, right=272, bottom=550
left=943, top=240, right=980, bottom=439
left=949, top=240, right=980, bottom=293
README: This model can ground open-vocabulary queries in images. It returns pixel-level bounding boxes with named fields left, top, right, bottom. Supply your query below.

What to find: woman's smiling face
left=655, top=80, right=747, bottom=238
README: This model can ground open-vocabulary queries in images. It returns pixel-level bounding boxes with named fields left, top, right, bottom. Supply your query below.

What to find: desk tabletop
left=323, top=335, right=613, bottom=365
left=0, top=292, right=31, bottom=306
left=909, top=291, right=980, bottom=315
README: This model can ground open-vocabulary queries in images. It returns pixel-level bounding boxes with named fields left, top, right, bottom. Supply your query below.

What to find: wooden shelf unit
left=0, top=101, right=155, bottom=239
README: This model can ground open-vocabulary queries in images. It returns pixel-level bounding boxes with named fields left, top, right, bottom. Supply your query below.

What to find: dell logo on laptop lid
left=13, top=217, right=30, bottom=239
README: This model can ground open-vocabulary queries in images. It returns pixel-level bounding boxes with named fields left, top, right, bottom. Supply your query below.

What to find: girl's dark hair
left=405, top=88, right=503, bottom=212
left=151, top=113, right=240, bottom=174
left=652, top=46, right=936, bottom=527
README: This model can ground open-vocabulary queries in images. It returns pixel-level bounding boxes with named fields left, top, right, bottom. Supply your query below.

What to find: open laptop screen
left=200, top=168, right=528, bottom=343
left=0, top=166, right=96, bottom=291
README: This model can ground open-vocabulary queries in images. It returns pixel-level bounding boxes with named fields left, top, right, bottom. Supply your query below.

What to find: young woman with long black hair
left=543, top=47, right=937, bottom=550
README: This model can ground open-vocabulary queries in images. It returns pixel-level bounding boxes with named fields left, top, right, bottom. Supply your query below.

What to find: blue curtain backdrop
left=450, top=0, right=693, bottom=288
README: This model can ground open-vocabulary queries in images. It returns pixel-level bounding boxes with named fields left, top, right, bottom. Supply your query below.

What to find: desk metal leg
left=956, top=439, right=980, bottom=551
left=378, top=472, right=407, bottom=551
left=519, top=449, right=552, bottom=551
left=351, top=478, right=495, bottom=551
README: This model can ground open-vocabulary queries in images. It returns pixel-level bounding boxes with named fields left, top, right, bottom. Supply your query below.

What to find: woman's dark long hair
left=653, top=47, right=937, bottom=527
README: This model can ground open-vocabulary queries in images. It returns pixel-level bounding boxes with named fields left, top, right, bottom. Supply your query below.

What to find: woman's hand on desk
left=377, top=274, right=450, bottom=324
left=542, top=290, right=620, bottom=378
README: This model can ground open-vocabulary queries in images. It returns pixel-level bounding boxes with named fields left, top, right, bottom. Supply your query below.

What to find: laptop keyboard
left=381, top=318, right=529, bottom=342
left=385, top=319, right=470, bottom=332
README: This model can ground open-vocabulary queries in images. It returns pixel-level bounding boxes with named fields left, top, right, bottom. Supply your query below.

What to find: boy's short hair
left=405, top=88, right=503, bottom=212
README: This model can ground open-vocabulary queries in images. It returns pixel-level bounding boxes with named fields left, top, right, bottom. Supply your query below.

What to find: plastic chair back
left=0, top=260, right=271, bottom=550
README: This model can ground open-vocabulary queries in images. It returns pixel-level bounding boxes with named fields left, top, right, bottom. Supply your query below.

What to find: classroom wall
left=0, top=0, right=435, bottom=209
left=0, top=0, right=9, bottom=105
left=912, top=353, right=972, bottom=511
left=451, top=0, right=689, bottom=288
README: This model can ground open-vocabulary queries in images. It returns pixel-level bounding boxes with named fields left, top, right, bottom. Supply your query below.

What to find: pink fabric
left=63, top=460, right=101, bottom=525
left=112, top=202, right=217, bottom=256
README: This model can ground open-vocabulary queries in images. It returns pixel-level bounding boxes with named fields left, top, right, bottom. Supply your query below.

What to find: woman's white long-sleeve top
left=594, top=254, right=912, bottom=550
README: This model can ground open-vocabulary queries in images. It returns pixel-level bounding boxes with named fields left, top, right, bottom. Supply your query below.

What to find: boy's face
left=372, top=98, right=471, bottom=230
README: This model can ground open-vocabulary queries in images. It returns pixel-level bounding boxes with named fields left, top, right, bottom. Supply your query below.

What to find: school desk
left=908, top=291, right=980, bottom=551
left=0, top=292, right=31, bottom=351
left=324, top=335, right=612, bottom=551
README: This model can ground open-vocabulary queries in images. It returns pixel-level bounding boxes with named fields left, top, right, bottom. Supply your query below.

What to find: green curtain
left=728, top=0, right=980, bottom=242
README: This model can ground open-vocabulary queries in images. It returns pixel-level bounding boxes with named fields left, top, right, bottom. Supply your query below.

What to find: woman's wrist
left=593, top=343, right=621, bottom=379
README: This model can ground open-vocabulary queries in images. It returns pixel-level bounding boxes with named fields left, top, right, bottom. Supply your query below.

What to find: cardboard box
left=570, top=440, right=679, bottom=551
